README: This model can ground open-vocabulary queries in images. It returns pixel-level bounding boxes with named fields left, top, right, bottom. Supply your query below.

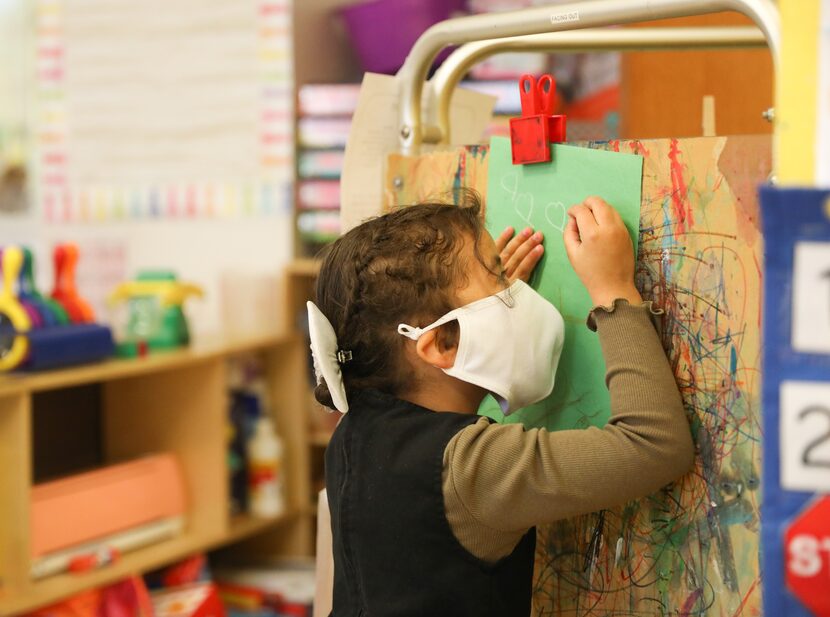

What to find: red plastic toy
left=509, top=73, right=567, bottom=165
left=51, top=243, right=95, bottom=323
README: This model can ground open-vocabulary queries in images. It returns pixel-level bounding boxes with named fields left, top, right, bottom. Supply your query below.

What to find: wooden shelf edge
left=0, top=511, right=298, bottom=615
left=0, top=332, right=301, bottom=398
left=286, top=258, right=321, bottom=277
left=226, top=512, right=293, bottom=544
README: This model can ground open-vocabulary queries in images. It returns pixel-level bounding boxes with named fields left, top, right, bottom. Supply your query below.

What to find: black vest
left=325, top=389, right=536, bottom=617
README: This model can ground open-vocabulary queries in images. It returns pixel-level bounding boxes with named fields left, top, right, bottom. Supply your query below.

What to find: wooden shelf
left=0, top=325, right=315, bottom=614
left=0, top=331, right=296, bottom=398
left=0, top=512, right=297, bottom=616
left=226, top=512, right=296, bottom=544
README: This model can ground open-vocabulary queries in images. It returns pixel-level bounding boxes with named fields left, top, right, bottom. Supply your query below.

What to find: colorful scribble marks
left=384, top=135, right=770, bottom=616
left=385, top=146, right=490, bottom=210
left=667, top=138, right=695, bottom=234
left=533, top=136, right=767, bottom=617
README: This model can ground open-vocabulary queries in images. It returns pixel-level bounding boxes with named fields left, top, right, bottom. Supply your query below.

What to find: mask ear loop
left=397, top=323, right=424, bottom=340
left=398, top=309, right=461, bottom=341
left=399, top=283, right=524, bottom=341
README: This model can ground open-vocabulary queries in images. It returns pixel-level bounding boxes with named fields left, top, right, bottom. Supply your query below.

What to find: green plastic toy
left=109, top=271, right=203, bottom=357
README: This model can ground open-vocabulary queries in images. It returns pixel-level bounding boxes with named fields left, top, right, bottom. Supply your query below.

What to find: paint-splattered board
left=385, top=135, right=770, bottom=616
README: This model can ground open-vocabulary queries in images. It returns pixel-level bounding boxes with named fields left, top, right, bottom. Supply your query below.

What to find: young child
left=308, top=194, right=694, bottom=617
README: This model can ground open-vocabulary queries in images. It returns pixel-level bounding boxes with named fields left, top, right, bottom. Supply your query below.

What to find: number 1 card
left=792, top=241, right=830, bottom=353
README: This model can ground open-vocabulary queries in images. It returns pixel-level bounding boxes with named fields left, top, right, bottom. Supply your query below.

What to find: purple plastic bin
left=340, top=0, right=465, bottom=75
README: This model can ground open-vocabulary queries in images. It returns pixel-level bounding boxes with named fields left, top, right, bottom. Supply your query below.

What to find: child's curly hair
left=314, top=192, right=492, bottom=408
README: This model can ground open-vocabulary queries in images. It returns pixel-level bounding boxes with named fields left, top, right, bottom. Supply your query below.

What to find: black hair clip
left=337, top=349, right=353, bottom=364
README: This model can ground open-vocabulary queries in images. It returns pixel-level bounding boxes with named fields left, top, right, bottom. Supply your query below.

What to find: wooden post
left=0, top=393, right=32, bottom=597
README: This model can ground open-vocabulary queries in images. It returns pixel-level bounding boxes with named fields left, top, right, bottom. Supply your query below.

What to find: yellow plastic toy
left=0, top=247, right=32, bottom=371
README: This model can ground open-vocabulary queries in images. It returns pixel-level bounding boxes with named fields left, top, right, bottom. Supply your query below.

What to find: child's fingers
left=499, top=226, right=533, bottom=263
left=568, top=203, right=598, bottom=238
left=494, top=226, right=515, bottom=253
left=583, top=196, right=619, bottom=226
left=504, top=231, right=543, bottom=278
left=563, top=215, right=581, bottom=256
left=511, top=243, right=544, bottom=283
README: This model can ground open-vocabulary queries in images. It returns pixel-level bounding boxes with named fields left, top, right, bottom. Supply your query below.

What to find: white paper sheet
left=340, top=73, right=495, bottom=233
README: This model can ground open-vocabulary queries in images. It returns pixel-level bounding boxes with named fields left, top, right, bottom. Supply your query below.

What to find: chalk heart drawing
left=500, top=173, right=567, bottom=232
left=515, top=193, right=534, bottom=227
left=544, top=201, right=567, bottom=232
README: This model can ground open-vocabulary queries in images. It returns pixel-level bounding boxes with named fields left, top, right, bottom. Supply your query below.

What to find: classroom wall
left=0, top=0, right=30, bottom=218
left=0, top=0, right=295, bottom=336
left=0, top=0, right=28, bottom=141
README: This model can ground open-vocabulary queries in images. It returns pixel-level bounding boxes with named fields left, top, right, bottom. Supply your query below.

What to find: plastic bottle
left=247, top=416, right=286, bottom=517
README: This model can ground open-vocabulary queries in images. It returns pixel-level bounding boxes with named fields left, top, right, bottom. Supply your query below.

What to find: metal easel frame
left=431, top=26, right=768, bottom=145
left=395, top=0, right=780, bottom=155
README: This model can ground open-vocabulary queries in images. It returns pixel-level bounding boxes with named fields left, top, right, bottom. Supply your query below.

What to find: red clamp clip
left=509, top=73, right=567, bottom=165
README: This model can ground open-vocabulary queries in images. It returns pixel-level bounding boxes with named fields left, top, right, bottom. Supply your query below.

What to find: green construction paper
left=481, top=137, right=643, bottom=430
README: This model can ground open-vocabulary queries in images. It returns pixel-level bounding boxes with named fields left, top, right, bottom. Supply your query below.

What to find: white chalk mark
left=499, top=171, right=569, bottom=233
left=544, top=201, right=567, bottom=232
left=515, top=193, right=535, bottom=227
left=500, top=173, right=519, bottom=203
left=614, top=536, right=624, bottom=567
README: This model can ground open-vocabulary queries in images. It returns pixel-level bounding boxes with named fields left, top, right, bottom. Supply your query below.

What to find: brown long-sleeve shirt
left=441, top=300, right=695, bottom=562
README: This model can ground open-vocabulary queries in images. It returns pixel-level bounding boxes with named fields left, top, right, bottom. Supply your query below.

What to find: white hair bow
left=307, top=301, right=351, bottom=413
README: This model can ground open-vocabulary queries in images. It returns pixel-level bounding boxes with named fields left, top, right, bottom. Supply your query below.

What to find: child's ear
left=414, top=329, right=457, bottom=370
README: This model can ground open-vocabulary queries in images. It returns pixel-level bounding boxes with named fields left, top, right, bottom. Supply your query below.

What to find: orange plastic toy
left=51, top=244, right=95, bottom=323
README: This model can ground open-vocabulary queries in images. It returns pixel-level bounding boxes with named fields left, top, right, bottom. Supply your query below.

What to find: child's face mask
left=398, top=280, right=565, bottom=414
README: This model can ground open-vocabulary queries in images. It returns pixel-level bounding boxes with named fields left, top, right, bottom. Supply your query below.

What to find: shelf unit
left=0, top=331, right=312, bottom=615
left=292, top=0, right=361, bottom=258
left=282, top=258, right=333, bottom=532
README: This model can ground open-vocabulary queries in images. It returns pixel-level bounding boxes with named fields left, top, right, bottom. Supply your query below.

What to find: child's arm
left=441, top=197, right=694, bottom=562
left=443, top=301, right=693, bottom=561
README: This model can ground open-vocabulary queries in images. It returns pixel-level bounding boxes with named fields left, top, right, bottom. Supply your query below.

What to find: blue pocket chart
left=760, top=187, right=830, bottom=617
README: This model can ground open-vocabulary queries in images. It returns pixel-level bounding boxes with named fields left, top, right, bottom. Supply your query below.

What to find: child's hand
left=564, top=196, right=642, bottom=307
left=495, top=226, right=544, bottom=283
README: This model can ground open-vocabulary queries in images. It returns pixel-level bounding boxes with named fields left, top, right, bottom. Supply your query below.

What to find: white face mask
left=397, top=280, right=565, bottom=414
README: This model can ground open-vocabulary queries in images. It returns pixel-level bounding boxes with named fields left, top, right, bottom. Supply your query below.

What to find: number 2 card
left=780, top=380, right=830, bottom=493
